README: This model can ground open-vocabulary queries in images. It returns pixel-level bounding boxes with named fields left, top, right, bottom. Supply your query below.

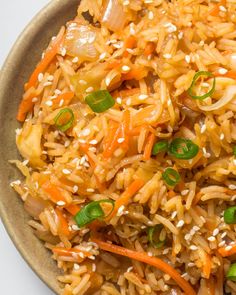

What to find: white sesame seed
left=188, top=262, right=195, bottom=267
left=139, top=94, right=148, bottom=100
left=225, top=245, right=233, bottom=251
left=220, top=133, right=224, bottom=140
left=178, top=32, right=183, bottom=39
left=219, top=5, right=227, bottom=12
left=38, top=73, right=44, bottom=82
left=229, top=184, right=236, bottom=190
left=218, top=68, right=228, bottom=75
left=55, top=89, right=62, bottom=95
left=88, top=255, right=96, bottom=260
left=193, top=226, right=200, bottom=231
left=200, top=124, right=206, bottom=134
left=213, top=228, right=219, bottom=236
left=117, top=205, right=125, bottom=216
left=99, top=52, right=106, bottom=60
left=116, top=97, right=122, bottom=105
left=148, top=11, right=154, bottom=20
left=218, top=241, right=226, bottom=247
left=60, top=47, right=67, bottom=56
left=176, top=220, right=185, bottom=228
left=129, top=23, right=135, bottom=35
left=22, top=159, right=29, bottom=166
left=147, top=252, right=153, bottom=257
left=123, top=0, right=130, bottom=6
left=57, top=201, right=66, bottom=206
left=126, top=48, right=134, bottom=54
left=81, top=129, right=91, bottom=137
left=74, top=263, right=80, bottom=270
left=47, top=75, right=54, bottom=82
left=10, top=180, right=21, bottom=187
left=32, top=97, right=38, bottom=103
left=126, top=98, right=131, bottom=106
left=71, top=224, right=80, bottom=231
left=72, top=57, right=79, bottom=63
left=127, top=266, right=133, bottom=272
left=78, top=139, right=86, bottom=144
left=73, top=185, right=78, bottom=193
left=87, top=188, right=95, bottom=193
left=117, top=137, right=125, bottom=144
left=181, top=189, right=189, bottom=196
left=89, top=139, right=98, bottom=145
left=185, top=55, right=191, bottom=63
left=79, top=80, right=87, bottom=85
left=233, top=159, right=236, bottom=166
left=92, top=263, right=96, bottom=272
left=45, top=100, right=53, bottom=107
left=221, top=232, right=227, bottom=238
left=200, top=216, right=206, bottom=223
left=144, top=0, right=153, bottom=3
left=163, top=248, right=170, bottom=255
left=208, top=236, right=216, bottom=242
left=80, top=156, right=86, bottom=165
left=88, top=147, right=96, bottom=153
left=190, top=245, right=198, bottom=251
left=122, top=65, right=130, bottom=72
left=86, top=86, right=94, bottom=93
left=62, top=169, right=71, bottom=175
left=171, top=211, right=177, bottom=219
left=163, top=53, right=172, bottom=59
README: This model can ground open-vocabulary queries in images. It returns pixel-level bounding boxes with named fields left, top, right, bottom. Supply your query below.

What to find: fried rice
left=10, top=0, right=236, bottom=294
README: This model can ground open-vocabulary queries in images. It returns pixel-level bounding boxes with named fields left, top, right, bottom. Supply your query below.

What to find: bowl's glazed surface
left=0, top=1, right=79, bottom=293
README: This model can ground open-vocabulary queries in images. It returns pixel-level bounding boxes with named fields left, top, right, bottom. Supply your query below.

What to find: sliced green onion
left=74, top=199, right=114, bottom=227
left=162, top=168, right=180, bottom=187
left=233, top=145, right=236, bottom=156
left=227, top=263, right=236, bottom=281
left=224, top=206, right=236, bottom=224
left=148, top=224, right=166, bottom=249
left=54, top=108, right=74, bottom=132
left=85, top=90, right=115, bottom=113
left=152, top=140, right=168, bottom=156
left=187, top=71, right=216, bottom=100
left=168, top=138, right=199, bottom=160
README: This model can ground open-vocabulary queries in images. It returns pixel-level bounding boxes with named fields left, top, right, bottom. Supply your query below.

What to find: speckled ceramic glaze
left=0, top=1, right=79, bottom=293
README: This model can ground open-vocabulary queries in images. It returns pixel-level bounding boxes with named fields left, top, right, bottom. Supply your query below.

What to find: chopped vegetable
left=227, top=263, right=236, bottom=281
left=148, top=225, right=165, bottom=248
left=17, top=91, right=37, bottom=122
left=143, top=133, right=155, bottom=161
left=144, top=42, right=156, bottom=56
left=102, top=0, right=126, bottom=32
left=54, top=108, right=74, bottom=132
left=92, top=238, right=197, bottom=295
left=25, top=27, right=65, bottom=91
left=42, top=182, right=71, bottom=205
left=209, top=0, right=226, bottom=16
left=74, top=200, right=114, bottom=227
left=218, top=244, right=236, bottom=257
left=52, top=92, right=74, bottom=109
left=162, top=168, right=181, bottom=187
left=168, top=138, right=199, bottom=160
left=55, top=208, right=70, bottom=236
left=65, top=204, right=80, bottom=216
left=85, top=90, right=115, bottom=113
left=224, top=206, right=236, bottom=224
left=152, top=140, right=168, bottom=155
left=187, top=71, right=215, bottom=100
left=109, top=179, right=145, bottom=219
left=123, top=36, right=136, bottom=57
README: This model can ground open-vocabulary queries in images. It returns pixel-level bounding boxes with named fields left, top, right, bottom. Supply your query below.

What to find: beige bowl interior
left=0, top=0, right=80, bottom=293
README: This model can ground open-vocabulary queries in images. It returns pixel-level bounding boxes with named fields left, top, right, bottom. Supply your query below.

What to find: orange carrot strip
left=109, top=179, right=144, bottom=219
left=52, top=91, right=74, bottom=109
left=55, top=208, right=70, bottom=236
left=209, top=0, right=226, bottom=16
left=144, top=42, right=156, bottom=56
left=25, top=27, right=65, bottom=91
left=214, top=70, right=236, bottom=80
left=52, top=247, right=91, bottom=262
left=202, top=252, right=212, bottom=279
left=122, top=66, right=148, bottom=81
left=92, top=238, right=197, bottom=295
left=17, top=90, right=36, bottom=122
left=143, top=133, right=155, bottom=161
left=218, top=244, right=236, bottom=257
left=42, top=182, right=69, bottom=205
left=123, top=36, right=136, bottom=57
left=65, top=204, right=80, bottom=216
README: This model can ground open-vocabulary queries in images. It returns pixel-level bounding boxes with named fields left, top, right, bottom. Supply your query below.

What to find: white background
left=0, top=1, right=54, bottom=294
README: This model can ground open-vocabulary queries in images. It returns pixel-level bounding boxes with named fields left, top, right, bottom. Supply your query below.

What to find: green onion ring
left=54, top=108, right=74, bottom=132
left=148, top=224, right=166, bottom=249
left=227, top=263, right=236, bottom=282
left=162, top=168, right=181, bottom=187
left=152, top=140, right=169, bottom=156
left=168, top=138, right=199, bottom=160
left=85, top=90, right=115, bottom=113
left=224, top=206, right=236, bottom=224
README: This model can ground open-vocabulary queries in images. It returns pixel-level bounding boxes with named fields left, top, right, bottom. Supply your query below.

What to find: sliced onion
left=24, top=195, right=49, bottom=218
left=102, top=0, right=126, bottom=32
left=197, top=85, right=236, bottom=111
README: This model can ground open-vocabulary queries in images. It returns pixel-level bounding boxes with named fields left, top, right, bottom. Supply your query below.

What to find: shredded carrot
left=25, top=27, right=65, bottom=91
left=193, top=191, right=203, bottom=205
left=109, top=179, right=144, bottom=219
left=42, top=181, right=69, bottom=205
left=202, top=252, right=212, bottom=279
left=92, top=238, right=197, bottom=295
left=52, top=247, right=91, bottom=262
left=123, top=36, right=136, bottom=57
left=106, top=60, right=122, bottom=70
left=65, top=204, right=80, bottom=216
left=209, top=0, right=226, bottom=16
left=17, top=90, right=37, bottom=122
left=52, top=91, right=74, bottom=109
left=55, top=208, right=70, bottom=236
left=144, top=42, right=156, bottom=56
left=167, top=190, right=176, bottom=199
left=103, top=110, right=130, bottom=158
left=122, top=65, right=148, bottom=81
left=218, top=244, right=236, bottom=257
left=214, top=70, right=236, bottom=80
left=143, top=133, right=155, bottom=161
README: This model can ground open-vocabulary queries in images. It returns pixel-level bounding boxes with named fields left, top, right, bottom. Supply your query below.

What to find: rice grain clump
left=11, top=0, right=236, bottom=294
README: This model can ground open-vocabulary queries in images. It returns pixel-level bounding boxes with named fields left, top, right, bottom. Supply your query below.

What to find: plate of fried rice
left=3, top=0, right=236, bottom=294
